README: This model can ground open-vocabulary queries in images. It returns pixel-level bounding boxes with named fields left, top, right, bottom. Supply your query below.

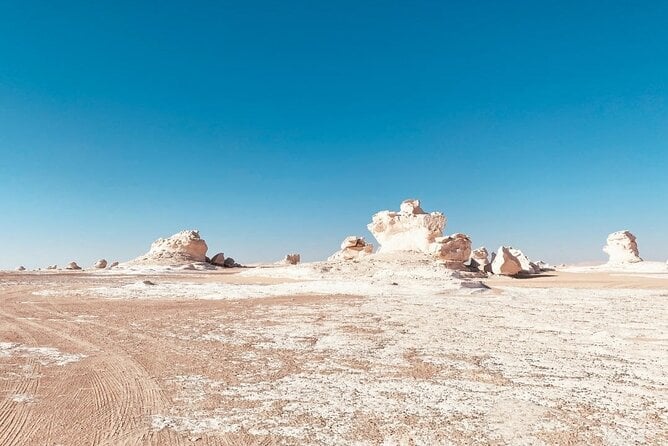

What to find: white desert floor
left=0, top=256, right=666, bottom=445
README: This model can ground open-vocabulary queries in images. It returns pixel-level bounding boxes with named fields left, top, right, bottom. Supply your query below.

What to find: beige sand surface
left=0, top=270, right=666, bottom=445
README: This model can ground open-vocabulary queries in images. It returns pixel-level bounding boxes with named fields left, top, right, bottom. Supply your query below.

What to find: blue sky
left=1, top=1, right=667, bottom=269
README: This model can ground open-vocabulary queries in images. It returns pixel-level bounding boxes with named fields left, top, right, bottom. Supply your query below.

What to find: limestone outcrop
left=367, top=199, right=475, bottom=270
left=66, top=261, right=82, bottom=270
left=603, top=230, right=642, bottom=264
left=508, top=248, right=540, bottom=274
left=282, top=254, right=301, bottom=265
left=491, top=247, right=522, bottom=276
left=94, top=259, right=108, bottom=269
left=468, top=247, right=491, bottom=273
left=109, top=261, right=119, bottom=269
left=368, top=199, right=446, bottom=254
left=210, top=253, right=226, bottom=266
left=46, top=264, right=57, bottom=270
left=328, top=236, right=373, bottom=261
left=430, top=233, right=472, bottom=269
left=131, top=230, right=208, bottom=265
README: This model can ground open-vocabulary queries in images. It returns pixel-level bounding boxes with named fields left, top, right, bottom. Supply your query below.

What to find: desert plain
left=0, top=263, right=667, bottom=446
left=1, top=200, right=667, bottom=445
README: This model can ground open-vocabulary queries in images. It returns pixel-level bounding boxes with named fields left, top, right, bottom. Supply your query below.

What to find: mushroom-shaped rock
left=328, top=236, right=373, bottom=261
left=16, top=266, right=26, bottom=271
left=368, top=199, right=446, bottom=253
left=468, top=247, right=491, bottom=273
left=282, top=254, right=300, bottom=265
left=491, top=247, right=522, bottom=276
left=210, top=253, right=226, bottom=266
left=66, top=261, right=82, bottom=270
left=603, top=230, right=642, bottom=264
left=94, top=259, right=108, bottom=269
left=130, top=230, right=208, bottom=265
left=430, top=233, right=472, bottom=269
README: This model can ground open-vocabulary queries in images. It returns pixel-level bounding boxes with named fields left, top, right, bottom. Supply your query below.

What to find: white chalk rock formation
left=603, top=230, right=642, bottom=264
left=94, top=259, right=108, bottom=269
left=468, top=247, right=491, bottom=273
left=66, top=261, right=81, bottom=270
left=46, top=264, right=57, bottom=270
left=108, top=261, right=119, bottom=269
left=328, top=236, right=373, bottom=261
left=132, top=230, right=208, bottom=265
left=368, top=199, right=446, bottom=253
left=210, top=253, right=226, bottom=266
left=508, top=248, right=540, bottom=274
left=282, top=254, right=301, bottom=265
left=430, top=233, right=472, bottom=269
left=491, top=247, right=522, bottom=276
left=16, top=266, right=26, bottom=271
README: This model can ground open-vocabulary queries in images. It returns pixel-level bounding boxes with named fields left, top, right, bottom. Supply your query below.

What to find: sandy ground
left=0, top=268, right=666, bottom=445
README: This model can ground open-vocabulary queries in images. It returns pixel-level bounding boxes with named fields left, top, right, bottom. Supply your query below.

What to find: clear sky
left=1, top=1, right=667, bottom=269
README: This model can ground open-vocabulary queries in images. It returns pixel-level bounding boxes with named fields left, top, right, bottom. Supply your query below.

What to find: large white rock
left=94, top=259, right=108, bottom=269
left=430, top=233, right=472, bottom=269
left=491, top=247, right=522, bottom=276
left=603, top=230, right=642, bottom=264
left=367, top=199, right=446, bottom=253
left=328, top=236, right=373, bottom=261
left=508, top=248, right=540, bottom=274
left=131, top=230, right=208, bottom=265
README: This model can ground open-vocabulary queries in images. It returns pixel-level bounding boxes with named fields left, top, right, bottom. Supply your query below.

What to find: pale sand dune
left=0, top=266, right=667, bottom=445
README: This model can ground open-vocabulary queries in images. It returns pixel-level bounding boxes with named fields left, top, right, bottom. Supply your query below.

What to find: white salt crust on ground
left=147, top=286, right=668, bottom=445
left=561, top=261, right=668, bottom=274
left=33, top=253, right=487, bottom=300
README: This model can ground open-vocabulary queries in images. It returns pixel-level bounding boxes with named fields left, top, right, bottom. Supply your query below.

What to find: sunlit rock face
left=469, top=247, right=491, bottom=273
left=603, top=230, right=642, bottom=264
left=328, top=236, right=373, bottom=261
left=430, top=233, right=472, bottom=270
left=133, top=230, right=208, bottom=264
left=491, top=246, right=523, bottom=276
left=508, top=248, right=541, bottom=274
left=367, top=199, right=446, bottom=254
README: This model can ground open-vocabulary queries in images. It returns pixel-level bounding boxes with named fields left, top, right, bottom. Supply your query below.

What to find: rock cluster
left=603, top=230, right=642, bottom=264
left=491, top=247, right=523, bottom=276
left=368, top=199, right=446, bottom=254
left=367, top=199, right=472, bottom=269
left=489, top=246, right=550, bottom=276
left=328, top=236, right=373, bottom=261
left=131, top=230, right=208, bottom=265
